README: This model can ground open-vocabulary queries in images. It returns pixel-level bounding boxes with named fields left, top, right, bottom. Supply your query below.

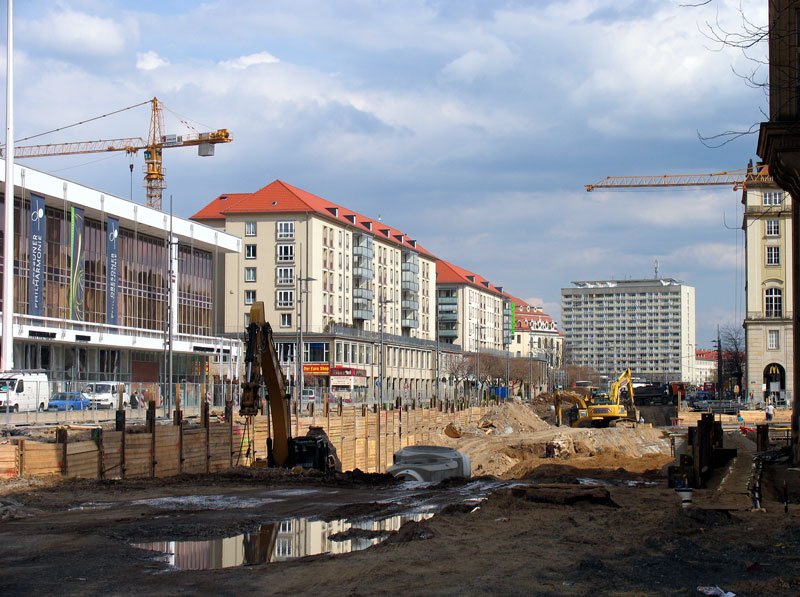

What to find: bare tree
left=720, top=323, right=746, bottom=397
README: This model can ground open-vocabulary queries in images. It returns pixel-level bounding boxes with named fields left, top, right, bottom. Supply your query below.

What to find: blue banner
left=27, top=193, right=46, bottom=316
left=69, top=206, right=85, bottom=321
left=106, top=217, right=119, bottom=324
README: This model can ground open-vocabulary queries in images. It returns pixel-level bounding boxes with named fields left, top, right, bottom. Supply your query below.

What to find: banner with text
left=27, top=193, right=46, bottom=316
left=106, top=217, right=119, bottom=324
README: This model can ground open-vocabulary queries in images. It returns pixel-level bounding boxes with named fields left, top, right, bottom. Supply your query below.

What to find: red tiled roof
left=191, top=180, right=433, bottom=257
left=436, top=259, right=507, bottom=298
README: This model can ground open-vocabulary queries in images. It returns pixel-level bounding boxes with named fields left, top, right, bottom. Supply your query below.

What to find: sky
left=0, top=0, right=769, bottom=347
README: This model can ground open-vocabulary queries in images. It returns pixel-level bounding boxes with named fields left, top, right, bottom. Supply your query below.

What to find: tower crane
left=0, top=97, right=231, bottom=210
left=585, top=164, right=772, bottom=192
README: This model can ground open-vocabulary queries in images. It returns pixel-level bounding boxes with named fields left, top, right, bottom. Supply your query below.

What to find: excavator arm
left=241, top=302, right=292, bottom=466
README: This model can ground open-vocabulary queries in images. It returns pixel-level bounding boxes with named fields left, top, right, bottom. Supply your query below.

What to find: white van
left=0, top=372, right=49, bottom=412
left=83, top=381, right=129, bottom=409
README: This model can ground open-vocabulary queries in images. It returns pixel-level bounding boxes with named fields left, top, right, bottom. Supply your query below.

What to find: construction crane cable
left=4, top=99, right=151, bottom=146
left=161, top=104, right=211, bottom=133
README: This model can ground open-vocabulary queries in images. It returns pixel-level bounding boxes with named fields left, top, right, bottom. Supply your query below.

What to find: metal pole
left=2, top=0, right=14, bottom=371
left=475, top=320, right=480, bottom=405
left=528, top=335, right=533, bottom=402
left=168, top=195, right=174, bottom=414
left=379, top=299, right=384, bottom=407
left=298, top=265, right=304, bottom=415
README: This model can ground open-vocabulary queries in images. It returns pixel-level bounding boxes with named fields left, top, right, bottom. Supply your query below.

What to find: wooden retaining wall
left=0, top=405, right=485, bottom=480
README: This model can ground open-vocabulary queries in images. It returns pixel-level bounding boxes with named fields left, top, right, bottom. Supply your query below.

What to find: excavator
left=556, top=369, right=638, bottom=428
left=241, top=301, right=338, bottom=472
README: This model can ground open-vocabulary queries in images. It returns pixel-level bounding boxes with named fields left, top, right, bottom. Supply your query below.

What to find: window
left=244, top=290, right=256, bottom=305
left=245, top=221, right=257, bottom=236
left=763, top=192, right=782, bottom=206
left=768, top=330, right=779, bottom=350
left=244, top=267, right=256, bottom=282
left=277, top=267, right=294, bottom=285
left=244, top=313, right=251, bottom=327
left=245, top=244, right=257, bottom=259
left=280, top=313, right=292, bottom=328
left=766, top=246, right=780, bottom=265
left=277, top=221, right=294, bottom=239
left=277, top=244, right=294, bottom=262
left=765, top=288, right=783, bottom=318
left=277, top=289, right=294, bottom=308
left=766, top=219, right=780, bottom=236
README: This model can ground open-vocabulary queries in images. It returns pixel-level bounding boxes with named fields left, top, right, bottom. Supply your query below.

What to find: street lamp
left=296, top=270, right=316, bottom=413
left=475, top=320, right=484, bottom=405
left=378, top=296, right=393, bottom=408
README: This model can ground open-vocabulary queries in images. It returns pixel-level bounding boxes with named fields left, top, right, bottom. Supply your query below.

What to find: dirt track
left=1, top=403, right=798, bottom=596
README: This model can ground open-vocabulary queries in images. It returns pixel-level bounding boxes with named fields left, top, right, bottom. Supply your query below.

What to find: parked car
left=48, top=392, right=92, bottom=411
left=82, top=381, right=129, bottom=409
left=0, top=371, right=49, bottom=412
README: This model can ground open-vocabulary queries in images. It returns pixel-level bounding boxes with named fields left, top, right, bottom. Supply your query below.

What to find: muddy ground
left=1, top=403, right=799, bottom=596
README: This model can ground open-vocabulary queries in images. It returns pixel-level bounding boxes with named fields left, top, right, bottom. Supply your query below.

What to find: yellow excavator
left=557, top=369, right=638, bottom=428
left=241, top=301, right=338, bottom=471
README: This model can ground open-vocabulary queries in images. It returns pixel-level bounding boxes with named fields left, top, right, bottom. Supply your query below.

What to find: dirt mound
left=473, top=402, right=552, bottom=435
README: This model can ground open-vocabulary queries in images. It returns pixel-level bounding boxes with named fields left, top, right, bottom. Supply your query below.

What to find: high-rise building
left=742, top=180, right=793, bottom=405
left=561, top=278, right=695, bottom=382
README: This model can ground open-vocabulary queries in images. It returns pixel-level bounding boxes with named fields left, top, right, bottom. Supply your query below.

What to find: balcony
left=402, top=317, right=419, bottom=329
left=438, top=311, right=458, bottom=322
left=352, top=267, right=374, bottom=280
left=352, top=244, right=374, bottom=259
left=401, top=261, right=419, bottom=274
left=438, top=296, right=457, bottom=305
left=401, top=299, right=418, bottom=311
left=352, top=287, right=374, bottom=301
left=401, top=279, right=419, bottom=292
left=353, top=309, right=373, bottom=320
left=438, top=328, right=458, bottom=338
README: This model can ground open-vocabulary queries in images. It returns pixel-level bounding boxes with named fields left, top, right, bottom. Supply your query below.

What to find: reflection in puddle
left=131, top=495, right=285, bottom=510
left=132, top=513, right=432, bottom=570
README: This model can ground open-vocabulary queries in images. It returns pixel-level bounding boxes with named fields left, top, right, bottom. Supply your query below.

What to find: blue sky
left=0, top=0, right=766, bottom=346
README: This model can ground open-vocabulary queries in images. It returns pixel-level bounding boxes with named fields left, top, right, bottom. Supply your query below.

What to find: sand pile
left=432, top=403, right=673, bottom=479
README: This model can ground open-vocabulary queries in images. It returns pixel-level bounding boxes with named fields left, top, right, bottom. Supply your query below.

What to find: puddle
left=68, top=501, right=116, bottom=511
left=132, top=512, right=433, bottom=570
left=576, top=477, right=657, bottom=488
left=130, top=495, right=285, bottom=511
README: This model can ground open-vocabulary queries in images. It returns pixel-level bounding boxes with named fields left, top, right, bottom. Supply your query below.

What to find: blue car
left=48, top=391, right=92, bottom=411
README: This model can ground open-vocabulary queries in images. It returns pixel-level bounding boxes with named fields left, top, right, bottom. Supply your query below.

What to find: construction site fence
left=0, top=403, right=488, bottom=480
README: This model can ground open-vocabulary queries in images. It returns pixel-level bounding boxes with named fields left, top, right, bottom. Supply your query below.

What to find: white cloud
left=136, top=51, right=168, bottom=71
left=19, top=8, right=130, bottom=57
left=220, top=52, right=280, bottom=70
left=441, top=41, right=515, bottom=83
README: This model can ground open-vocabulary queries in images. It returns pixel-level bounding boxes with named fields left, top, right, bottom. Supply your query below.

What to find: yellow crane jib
left=0, top=97, right=232, bottom=211
left=585, top=165, right=772, bottom=192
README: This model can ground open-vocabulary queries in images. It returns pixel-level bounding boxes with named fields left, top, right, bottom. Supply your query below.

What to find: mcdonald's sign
left=768, top=364, right=781, bottom=376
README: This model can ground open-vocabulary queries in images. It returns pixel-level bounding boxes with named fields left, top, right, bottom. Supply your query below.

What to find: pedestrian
left=765, top=402, right=775, bottom=422
left=130, top=391, right=139, bottom=409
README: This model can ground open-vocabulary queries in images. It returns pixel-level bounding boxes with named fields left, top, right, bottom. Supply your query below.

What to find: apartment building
left=561, top=278, right=695, bottom=382
left=435, top=260, right=509, bottom=354
left=742, top=179, right=794, bottom=405
left=192, top=180, right=451, bottom=403
left=0, top=161, right=241, bottom=387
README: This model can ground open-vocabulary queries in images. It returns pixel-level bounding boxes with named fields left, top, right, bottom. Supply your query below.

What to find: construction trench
left=1, top=401, right=798, bottom=595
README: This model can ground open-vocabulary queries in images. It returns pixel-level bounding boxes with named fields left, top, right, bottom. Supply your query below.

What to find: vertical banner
left=69, top=206, right=85, bottom=321
left=27, top=193, right=46, bottom=316
left=106, top=217, right=119, bottom=324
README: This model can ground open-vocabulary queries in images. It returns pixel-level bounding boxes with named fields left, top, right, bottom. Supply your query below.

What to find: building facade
left=742, top=180, right=794, bottom=406
left=0, top=161, right=241, bottom=390
left=192, top=180, right=456, bottom=404
left=561, top=278, right=696, bottom=383
left=435, top=260, right=509, bottom=354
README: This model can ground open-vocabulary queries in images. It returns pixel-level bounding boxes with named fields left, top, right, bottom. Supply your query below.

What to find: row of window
left=244, top=220, right=295, bottom=239
left=243, top=243, right=294, bottom=261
